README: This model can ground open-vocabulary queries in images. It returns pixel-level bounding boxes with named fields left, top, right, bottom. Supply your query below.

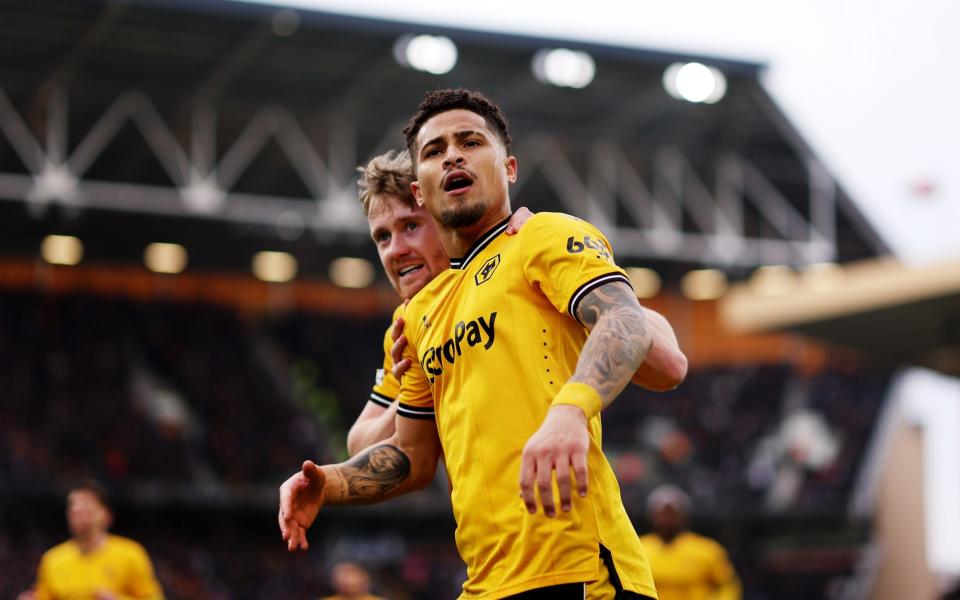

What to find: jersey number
left=566, top=235, right=611, bottom=260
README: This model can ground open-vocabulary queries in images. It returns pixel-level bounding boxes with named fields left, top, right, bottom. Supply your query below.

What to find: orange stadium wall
left=0, top=258, right=835, bottom=370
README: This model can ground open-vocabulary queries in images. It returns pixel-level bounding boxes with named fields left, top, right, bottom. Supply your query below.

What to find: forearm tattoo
left=572, top=282, right=653, bottom=403
left=335, top=444, right=411, bottom=501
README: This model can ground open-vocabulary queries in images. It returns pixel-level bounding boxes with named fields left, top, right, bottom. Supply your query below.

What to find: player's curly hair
left=402, top=88, right=512, bottom=159
left=356, top=149, right=416, bottom=216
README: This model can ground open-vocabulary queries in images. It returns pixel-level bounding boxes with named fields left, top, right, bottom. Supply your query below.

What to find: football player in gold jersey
left=280, top=89, right=687, bottom=599
left=20, top=480, right=163, bottom=600
left=347, top=149, right=531, bottom=455
left=640, top=485, right=741, bottom=600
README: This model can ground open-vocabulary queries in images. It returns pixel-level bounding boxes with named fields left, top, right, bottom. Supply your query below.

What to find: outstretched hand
left=278, top=460, right=326, bottom=552
left=518, top=405, right=590, bottom=518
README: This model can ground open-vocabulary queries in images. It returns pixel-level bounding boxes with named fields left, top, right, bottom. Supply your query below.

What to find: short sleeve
left=396, top=305, right=435, bottom=420
left=369, top=305, right=404, bottom=408
left=521, top=213, right=632, bottom=325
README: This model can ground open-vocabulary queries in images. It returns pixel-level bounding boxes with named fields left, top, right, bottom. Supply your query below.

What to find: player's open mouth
left=398, top=264, right=424, bottom=278
left=442, top=170, right=474, bottom=194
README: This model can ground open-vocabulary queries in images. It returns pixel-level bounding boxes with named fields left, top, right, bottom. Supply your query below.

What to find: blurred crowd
left=0, top=292, right=889, bottom=599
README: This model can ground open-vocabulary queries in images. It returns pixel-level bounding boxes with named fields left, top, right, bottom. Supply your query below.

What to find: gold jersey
left=639, top=532, right=740, bottom=600
left=35, top=534, right=163, bottom=600
left=368, top=304, right=405, bottom=409
left=398, top=212, right=657, bottom=599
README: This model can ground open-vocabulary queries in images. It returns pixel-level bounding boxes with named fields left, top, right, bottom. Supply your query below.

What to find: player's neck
left=74, top=530, right=108, bottom=554
left=440, top=205, right=512, bottom=259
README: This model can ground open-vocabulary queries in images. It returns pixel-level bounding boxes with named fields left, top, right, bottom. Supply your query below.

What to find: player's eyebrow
left=420, top=130, right=486, bottom=156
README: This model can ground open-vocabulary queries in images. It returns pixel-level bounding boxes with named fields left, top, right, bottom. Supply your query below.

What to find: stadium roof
left=722, top=257, right=960, bottom=376
left=0, top=0, right=886, bottom=281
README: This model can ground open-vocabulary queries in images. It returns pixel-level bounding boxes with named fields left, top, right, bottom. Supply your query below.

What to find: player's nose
left=442, top=146, right=465, bottom=169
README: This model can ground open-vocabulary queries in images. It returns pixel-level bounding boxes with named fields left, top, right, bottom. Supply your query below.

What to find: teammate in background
left=347, top=150, right=531, bottom=455
left=280, top=89, right=687, bottom=598
left=19, top=480, right=163, bottom=600
left=348, top=150, right=683, bottom=455
left=640, top=485, right=741, bottom=600
left=319, top=561, right=386, bottom=600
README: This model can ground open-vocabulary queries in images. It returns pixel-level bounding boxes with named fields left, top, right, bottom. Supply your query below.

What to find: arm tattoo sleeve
left=335, top=444, right=411, bottom=501
left=571, top=281, right=653, bottom=405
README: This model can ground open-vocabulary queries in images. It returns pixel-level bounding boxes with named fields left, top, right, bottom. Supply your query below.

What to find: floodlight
left=41, top=235, right=83, bottom=266
left=253, top=251, right=298, bottom=283
left=330, top=257, right=375, bottom=289
left=663, top=62, right=727, bottom=104
left=394, top=34, right=458, bottom=75
left=532, top=48, right=595, bottom=89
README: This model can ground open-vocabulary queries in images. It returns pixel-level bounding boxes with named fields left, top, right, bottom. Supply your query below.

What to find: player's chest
left=414, top=255, right=516, bottom=374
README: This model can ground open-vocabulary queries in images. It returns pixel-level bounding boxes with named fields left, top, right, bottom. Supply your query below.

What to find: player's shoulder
left=521, top=212, right=610, bottom=242
left=41, top=539, right=78, bottom=562
left=106, top=534, right=149, bottom=556
left=679, top=532, right=725, bottom=554
left=524, top=211, right=592, bottom=231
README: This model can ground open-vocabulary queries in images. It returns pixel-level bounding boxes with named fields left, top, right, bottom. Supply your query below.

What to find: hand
left=519, top=405, right=590, bottom=517
left=505, top=206, right=533, bottom=235
left=278, top=460, right=326, bottom=551
left=94, top=590, right=118, bottom=600
left=390, top=316, right=411, bottom=380
left=16, top=591, right=37, bottom=600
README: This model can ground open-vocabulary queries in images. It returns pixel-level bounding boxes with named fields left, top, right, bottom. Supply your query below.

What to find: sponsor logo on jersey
left=474, top=254, right=501, bottom=286
left=566, top=235, right=612, bottom=261
left=420, top=312, right=497, bottom=383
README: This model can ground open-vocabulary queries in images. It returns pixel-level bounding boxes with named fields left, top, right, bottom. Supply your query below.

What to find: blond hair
left=356, top=149, right=416, bottom=216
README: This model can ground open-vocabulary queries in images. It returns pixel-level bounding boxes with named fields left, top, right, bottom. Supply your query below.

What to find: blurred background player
left=347, top=149, right=531, bottom=455
left=19, top=480, right=163, bottom=600
left=319, top=561, right=386, bottom=600
left=640, top=485, right=741, bottom=600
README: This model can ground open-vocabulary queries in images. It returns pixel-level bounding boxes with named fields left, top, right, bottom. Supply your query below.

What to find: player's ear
left=411, top=181, right=425, bottom=207
left=504, top=156, right=518, bottom=184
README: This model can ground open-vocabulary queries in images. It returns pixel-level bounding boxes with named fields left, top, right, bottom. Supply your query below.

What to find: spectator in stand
left=19, top=480, right=163, bottom=600
left=640, top=484, right=741, bottom=600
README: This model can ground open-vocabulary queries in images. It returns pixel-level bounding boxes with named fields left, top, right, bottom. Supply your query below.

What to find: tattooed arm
left=519, top=281, right=657, bottom=517
left=570, top=280, right=654, bottom=407
left=279, top=416, right=441, bottom=551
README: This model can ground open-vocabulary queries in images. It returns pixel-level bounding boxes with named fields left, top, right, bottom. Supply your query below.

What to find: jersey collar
left=449, top=213, right=512, bottom=270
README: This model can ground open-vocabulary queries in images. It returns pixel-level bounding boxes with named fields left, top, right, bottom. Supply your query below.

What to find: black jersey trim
left=449, top=214, right=512, bottom=270
left=369, top=391, right=394, bottom=408
left=397, top=402, right=436, bottom=420
left=567, top=272, right=633, bottom=326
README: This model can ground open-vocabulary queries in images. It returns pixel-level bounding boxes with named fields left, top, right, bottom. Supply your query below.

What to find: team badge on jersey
left=474, top=254, right=501, bottom=286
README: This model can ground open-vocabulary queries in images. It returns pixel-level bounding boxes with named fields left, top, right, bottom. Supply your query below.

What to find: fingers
left=506, top=206, right=533, bottom=235
left=390, top=334, right=408, bottom=371
left=392, top=357, right=412, bottom=379
left=390, top=316, right=405, bottom=342
left=571, top=451, right=589, bottom=498
left=519, top=452, right=537, bottom=514
left=555, top=459, right=572, bottom=513
left=535, top=456, right=556, bottom=517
